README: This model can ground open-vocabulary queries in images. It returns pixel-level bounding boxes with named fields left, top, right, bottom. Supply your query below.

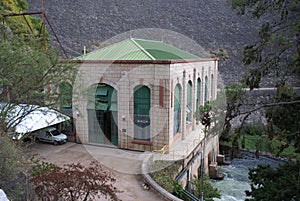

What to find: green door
left=87, top=84, right=118, bottom=146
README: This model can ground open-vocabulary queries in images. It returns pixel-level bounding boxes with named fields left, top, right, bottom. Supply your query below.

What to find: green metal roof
left=74, top=38, right=200, bottom=61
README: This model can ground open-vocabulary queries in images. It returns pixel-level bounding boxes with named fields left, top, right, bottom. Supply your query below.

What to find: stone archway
left=87, top=83, right=118, bottom=146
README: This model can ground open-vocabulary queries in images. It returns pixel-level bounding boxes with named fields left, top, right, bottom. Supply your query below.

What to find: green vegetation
left=193, top=176, right=221, bottom=201
left=0, top=36, right=75, bottom=134
left=227, top=0, right=299, bottom=89
left=266, top=85, right=300, bottom=154
left=224, top=123, right=300, bottom=160
left=0, top=0, right=43, bottom=36
left=0, top=2, right=76, bottom=200
left=150, top=160, right=220, bottom=201
left=245, top=162, right=300, bottom=201
left=149, top=160, right=182, bottom=196
left=31, top=161, right=121, bottom=201
left=224, top=0, right=300, bottom=157
left=225, top=1, right=300, bottom=199
left=0, top=135, right=35, bottom=200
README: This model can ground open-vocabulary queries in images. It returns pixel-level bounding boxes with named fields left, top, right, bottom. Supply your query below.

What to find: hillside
left=26, top=0, right=298, bottom=86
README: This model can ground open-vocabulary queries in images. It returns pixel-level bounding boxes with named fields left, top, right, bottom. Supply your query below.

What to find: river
left=211, top=151, right=284, bottom=201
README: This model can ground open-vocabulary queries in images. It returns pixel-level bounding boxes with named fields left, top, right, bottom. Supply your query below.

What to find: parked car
left=33, top=127, right=67, bottom=145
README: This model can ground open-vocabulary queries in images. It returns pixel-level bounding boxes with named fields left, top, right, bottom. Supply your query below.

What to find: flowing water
left=211, top=151, right=285, bottom=201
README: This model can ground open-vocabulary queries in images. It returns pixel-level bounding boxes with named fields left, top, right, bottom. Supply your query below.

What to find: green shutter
left=95, top=85, right=108, bottom=96
left=88, top=84, right=118, bottom=111
left=60, top=83, right=72, bottom=108
left=211, top=74, right=214, bottom=98
left=87, top=101, right=108, bottom=110
left=95, top=102, right=108, bottom=110
left=134, top=86, right=150, bottom=115
left=109, top=103, right=118, bottom=111
left=174, top=85, right=181, bottom=111
left=186, top=81, right=192, bottom=106
left=197, top=79, right=201, bottom=100
left=204, top=76, right=208, bottom=102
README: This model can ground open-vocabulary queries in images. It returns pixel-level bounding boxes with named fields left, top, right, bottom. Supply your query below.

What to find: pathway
left=29, top=142, right=164, bottom=201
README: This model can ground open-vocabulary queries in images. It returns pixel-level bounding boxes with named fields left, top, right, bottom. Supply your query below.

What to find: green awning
left=87, top=102, right=108, bottom=110
left=95, top=86, right=108, bottom=96
left=95, top=96, right=109, bottom=103
left=109, top=103, right=118, bottom=111
left=95, top=102, right=108, bottom=110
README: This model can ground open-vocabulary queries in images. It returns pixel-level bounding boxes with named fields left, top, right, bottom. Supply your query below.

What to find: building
left=72, top=38, right=222, bottom=182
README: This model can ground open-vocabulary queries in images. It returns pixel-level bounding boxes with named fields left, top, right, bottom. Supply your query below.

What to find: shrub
left=0, top=135, right=36, bottom=200
left=31, top=161, right=121, bottom=201
left=192, top=175, right=221, bottom=201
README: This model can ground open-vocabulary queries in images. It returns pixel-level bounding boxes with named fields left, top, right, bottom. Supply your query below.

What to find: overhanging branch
left=239, top=100, right=300, bottom=115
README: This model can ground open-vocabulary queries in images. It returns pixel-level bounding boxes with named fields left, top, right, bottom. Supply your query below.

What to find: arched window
left=59, top=82, right=73, bottom=133
left=197, top=78, right=201, bottom=108
left=174, top=84, right=181, bottom=135
left=211, top=74, right=214, bottom=100
left=59, top=82, right=72, bottom=109
left=134, top=86, right=150, bottom=141
left=186, top=80, right=192, bottom=124
left=204, top=76, right=208, bottom=103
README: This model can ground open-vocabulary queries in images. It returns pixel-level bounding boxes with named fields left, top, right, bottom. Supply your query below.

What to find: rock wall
left=26, top=0, right=299, bottom=87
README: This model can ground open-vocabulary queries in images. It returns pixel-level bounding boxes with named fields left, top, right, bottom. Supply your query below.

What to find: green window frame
left=197, top=78, right=201, bottom=108
left=186, top=81, right=192, bottom=124
left=211, top=74, right=214, bottom=99
left=204, top=76, right=208, bottom=103
left=59, top=82, right=72, bottom=109
left=174, top=84, right=181, bottom=135
left=134, top=86, right=151, bottom=141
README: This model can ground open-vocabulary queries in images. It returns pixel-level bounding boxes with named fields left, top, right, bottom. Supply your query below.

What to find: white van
left=34, top=127, right=67, bottom=145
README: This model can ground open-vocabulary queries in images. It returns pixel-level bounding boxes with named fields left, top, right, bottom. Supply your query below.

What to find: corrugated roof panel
left=118, top=50, right=152, bottom=60
left=73, top=38, right=200, bottom=61
left=134, top=39, right=199, bottom=60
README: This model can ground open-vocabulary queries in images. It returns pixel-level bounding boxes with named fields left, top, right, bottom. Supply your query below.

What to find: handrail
left=181, top=189, right=200, bottom=201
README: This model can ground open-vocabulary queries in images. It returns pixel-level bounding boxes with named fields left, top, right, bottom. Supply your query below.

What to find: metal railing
left=181, top=189, right=203, bottom=201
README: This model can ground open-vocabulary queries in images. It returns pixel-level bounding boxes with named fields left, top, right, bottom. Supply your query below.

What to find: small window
left=186, top=81, right=192, bottom=124
left=204, top=76, right=208, bottom=103
left=174, top=84, right=181, bottom=135
left=211, top=74, right=214, bottom=100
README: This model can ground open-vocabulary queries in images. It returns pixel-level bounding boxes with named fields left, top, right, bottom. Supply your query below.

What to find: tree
left=227, top=0, right=300, bottom=89
left=0, top=135, right=36, bottom=200
left=221, top=83, right=246, bottom=139
left=31, top=161, right=122, bottom=201
left=226, top=1, right=300, bottom=199
left=245, top=162, right=300, bottom=201
left=0, top=0, right=76, bottom=135
left=266, top=85, right=300, bottom=154
left=225, top=0, right=300, bottom=155
left=195, top=101, right=212, bottom=129
left=0, top=36, right=75, bottom=135
left=0, top=0, right=43, bottom=36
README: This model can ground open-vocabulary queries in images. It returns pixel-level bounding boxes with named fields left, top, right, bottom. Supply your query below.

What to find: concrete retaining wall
left=141, top=154, right=183, bottom=201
